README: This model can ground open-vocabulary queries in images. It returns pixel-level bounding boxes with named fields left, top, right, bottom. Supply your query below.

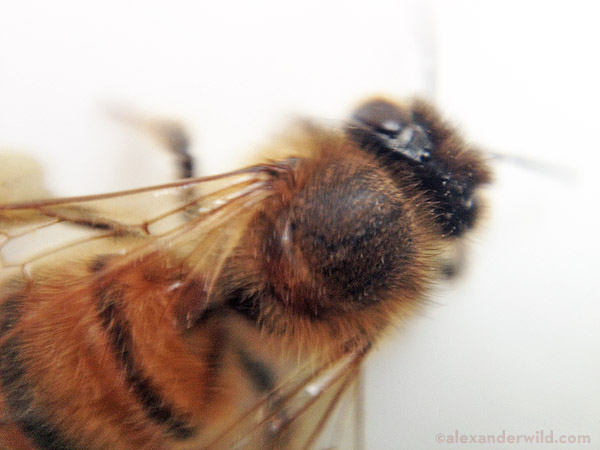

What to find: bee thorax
left=263, top=156, right=423, bottom=317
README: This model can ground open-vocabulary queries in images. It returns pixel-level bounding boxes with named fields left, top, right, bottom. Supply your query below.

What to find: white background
left=0, top=1, right=598, bottom=449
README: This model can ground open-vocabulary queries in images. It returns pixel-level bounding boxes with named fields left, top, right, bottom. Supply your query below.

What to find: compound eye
left=351, top=99, right=406, bottom=136
left=350, top=99, right=433, bottom=163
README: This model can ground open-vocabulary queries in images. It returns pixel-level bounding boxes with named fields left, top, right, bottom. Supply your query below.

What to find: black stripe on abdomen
left=0, top=296, right=79, bottom=450
left=96, top=284, right=196, bottom=440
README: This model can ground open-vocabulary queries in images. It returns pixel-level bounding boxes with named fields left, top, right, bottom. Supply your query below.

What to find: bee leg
left=107, top=107, right=196, bottom=179
left=147, top=120, right=194, bottom=179
left=236, top=348, right=275, bottom=394
left=439, top=242, right=468, bottom=279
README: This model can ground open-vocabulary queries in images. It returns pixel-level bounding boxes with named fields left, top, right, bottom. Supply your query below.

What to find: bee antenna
left=486, top=151, right=577, bottom=184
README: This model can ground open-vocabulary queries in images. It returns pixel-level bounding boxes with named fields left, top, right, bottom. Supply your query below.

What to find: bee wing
left=310, top=368, right=365, bottom=450
left=0, top=164, right=285, bottom=287
left=207, top=346, right=369, bottom=450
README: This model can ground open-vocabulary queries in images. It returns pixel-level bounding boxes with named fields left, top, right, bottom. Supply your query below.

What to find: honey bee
left=0, top=97, right=491, bottom=449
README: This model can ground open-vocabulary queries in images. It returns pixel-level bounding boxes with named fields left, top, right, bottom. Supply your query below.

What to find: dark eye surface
left=351, top=99, right=407, bottom=136
left=350, top=99, right=433, bottom=164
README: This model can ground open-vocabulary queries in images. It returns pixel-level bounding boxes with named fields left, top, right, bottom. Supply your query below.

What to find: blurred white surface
left=0, top=1, right=598, bottom=449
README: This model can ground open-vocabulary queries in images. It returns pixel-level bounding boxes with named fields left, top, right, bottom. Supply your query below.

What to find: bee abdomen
left=0, top=296, right=79, bottom=450
left=95, top=283, right=196, bottom=440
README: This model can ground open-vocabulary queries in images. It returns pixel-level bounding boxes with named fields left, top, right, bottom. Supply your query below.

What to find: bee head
left=347, top=98, right=492, bottom=237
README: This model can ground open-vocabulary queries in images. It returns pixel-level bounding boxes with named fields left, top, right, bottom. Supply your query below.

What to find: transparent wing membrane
left=206, top=346, right=369, bottom=450
left=0, top=167, right=273, bottom=283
